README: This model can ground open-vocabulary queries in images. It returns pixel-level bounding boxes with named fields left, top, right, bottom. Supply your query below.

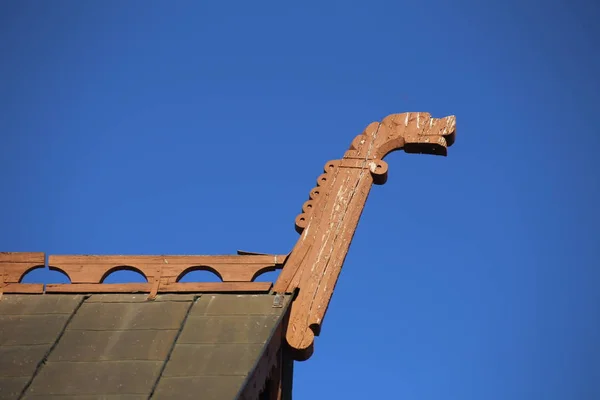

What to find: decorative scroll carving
left=294, top=158, right=390, bottom=234
left=274, top=112, right=456, bottom=360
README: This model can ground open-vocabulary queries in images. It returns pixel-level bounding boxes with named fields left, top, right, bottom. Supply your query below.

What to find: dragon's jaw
left=404, top=137, right=450, bottom=156
left=374, top=113, right=456, bottom=158
left=402, top=115, right=456, bottom=156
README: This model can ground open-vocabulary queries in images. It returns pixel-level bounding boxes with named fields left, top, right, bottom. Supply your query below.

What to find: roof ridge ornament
left=273, top=112, right=456, bottom=360
left=0, top=253, right=287, bottom=295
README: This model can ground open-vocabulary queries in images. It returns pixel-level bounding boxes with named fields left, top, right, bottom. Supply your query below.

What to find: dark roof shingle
left=0, top=293, right=291, bottom=400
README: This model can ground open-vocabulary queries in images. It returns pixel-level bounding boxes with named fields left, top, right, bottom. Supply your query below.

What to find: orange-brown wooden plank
left=48, top=254, right=285, bottom=284
left=161, top=282, right=272, bottom=293
left=1, top=252, right=46, bottom=285
left=48, top=254, right=287, bottom=265
left=274, top=112, right=456, bottom=360
left=0, top=252, right=45, bottom=263
left=1, top=283, right=44, bottom=294
left=44, top=282, right=272, bottom=293
left=45, top=283, right=152, bottom=293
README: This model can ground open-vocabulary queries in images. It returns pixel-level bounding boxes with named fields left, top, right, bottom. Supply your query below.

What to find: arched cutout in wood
left=18, top=266, right=46, bottom=283
left=100, top=266, right=148, bottom=284
left=47, top=267, right=72, bottom=284
left=251, top=267, right=281, bottom=283
left=19, top=266, right=71, bottom=284
left=177, top=266, right=222, bottom=283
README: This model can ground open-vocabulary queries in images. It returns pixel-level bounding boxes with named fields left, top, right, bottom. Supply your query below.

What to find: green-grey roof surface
left=0, top=293, right=290, bottom=400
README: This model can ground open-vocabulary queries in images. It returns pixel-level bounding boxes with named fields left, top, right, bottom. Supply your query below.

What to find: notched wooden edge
left=277, top=112, right=457, bottom=361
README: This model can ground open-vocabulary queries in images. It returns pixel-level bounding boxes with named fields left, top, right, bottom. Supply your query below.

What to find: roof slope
left=0, top=293, right=291, bottom=400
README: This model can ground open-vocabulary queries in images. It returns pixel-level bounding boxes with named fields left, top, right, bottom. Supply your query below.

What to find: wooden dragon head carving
left=274, top=112, right=456, bottom=360
left=350, top=112, right=456, bottom=159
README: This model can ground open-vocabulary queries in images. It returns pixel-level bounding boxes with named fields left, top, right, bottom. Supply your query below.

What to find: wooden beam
left=45, top=281, right=272, bottom=294
left=48, top=254, right=285, bottom=284
left=0, top=252, right=46, bottom=295
left=1, top=283, right=44, bottom=294
left=274, top=112, right=456, bottom=360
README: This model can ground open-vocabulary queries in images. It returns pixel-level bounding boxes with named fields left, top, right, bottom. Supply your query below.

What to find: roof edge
left=237, top=293, right=293, bottom=400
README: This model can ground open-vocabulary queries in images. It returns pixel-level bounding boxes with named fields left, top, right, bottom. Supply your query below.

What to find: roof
left=0, top=292, right=292, bottom=399
left=1, top=111, right=456, bottom=397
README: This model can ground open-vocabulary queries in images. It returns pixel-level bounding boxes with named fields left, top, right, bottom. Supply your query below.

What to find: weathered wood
left=1, top=283, right=44, bottom=294
left=160, top=282, right=272, bottom=293
left=48, top=254, right=286, bottom=265
left=1, top=112, right=454, bottom=371
left=45, top=281, right=272, bottom=294
left=0, top=252, right=46, bottom=296
left=45, top=283, right=152, bottom=293
left=274, top=112, right=456, bottom=360
left=48, top=254, right=285, bottom=289
left=0, top=252, right=45, bottom=263
left=0, top=253, right=280, bottom=295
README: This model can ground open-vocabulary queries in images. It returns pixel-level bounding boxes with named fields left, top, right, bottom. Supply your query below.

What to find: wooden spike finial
left=274, top=112, right=456, bottom=360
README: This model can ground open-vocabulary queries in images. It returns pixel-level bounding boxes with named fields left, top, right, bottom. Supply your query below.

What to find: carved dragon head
left=276, top=112, right=456, bottom=361
left=383, top=112, right=456, bottom=156
left=347, top=112, right=456, bottom=160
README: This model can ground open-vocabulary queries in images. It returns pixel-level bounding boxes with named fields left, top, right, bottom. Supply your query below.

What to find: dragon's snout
left=403, top=115, right=456, bottom=156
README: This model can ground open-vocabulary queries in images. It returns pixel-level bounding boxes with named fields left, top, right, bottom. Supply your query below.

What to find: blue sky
left=1, top=1, right=599, bottom=398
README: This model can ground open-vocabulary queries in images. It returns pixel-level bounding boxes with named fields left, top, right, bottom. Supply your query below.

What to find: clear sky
left=1, top=1, right=599, bottom=399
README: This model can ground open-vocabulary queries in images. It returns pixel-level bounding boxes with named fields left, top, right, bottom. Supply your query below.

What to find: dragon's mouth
left=404, top=135, right=453, bottom=156
left=403, top=116, right=456, bottom=156
left=404, top=140, right=448, bottom=156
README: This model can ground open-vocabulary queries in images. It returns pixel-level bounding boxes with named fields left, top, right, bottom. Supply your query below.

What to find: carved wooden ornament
left=1, top=111, right=455, bottom=363
left=0, top=252, right=285, bottom=296
left=273, top=112, right=456, bottom=360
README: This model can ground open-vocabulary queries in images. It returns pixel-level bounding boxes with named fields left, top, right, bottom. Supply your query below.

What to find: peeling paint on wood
left=0, top=112, right=456, bottom=366
left=273, top=112, right=456, bottom=360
